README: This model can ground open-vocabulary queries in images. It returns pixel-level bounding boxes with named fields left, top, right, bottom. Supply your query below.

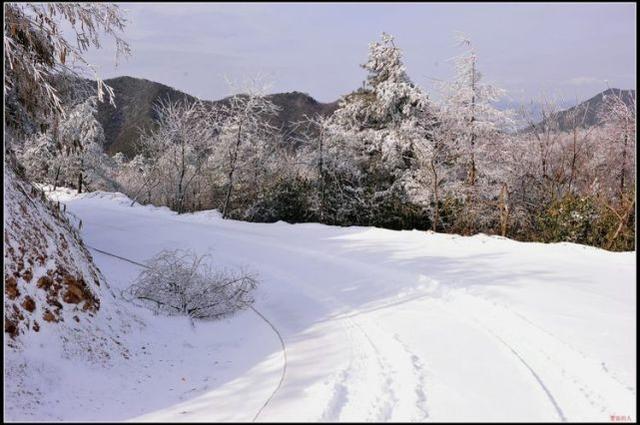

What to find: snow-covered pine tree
left=328, top=33, right=438, bottom=228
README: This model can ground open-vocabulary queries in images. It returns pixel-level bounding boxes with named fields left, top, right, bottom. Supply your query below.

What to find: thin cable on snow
left=86, top=245, right=288, bottom=422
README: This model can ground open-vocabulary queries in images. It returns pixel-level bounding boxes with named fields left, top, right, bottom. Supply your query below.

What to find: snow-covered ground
left=7, top=188, right=636, bottom=422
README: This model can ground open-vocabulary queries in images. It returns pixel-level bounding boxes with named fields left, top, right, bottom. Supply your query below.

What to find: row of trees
left=15, top=32, right=636, bottom=251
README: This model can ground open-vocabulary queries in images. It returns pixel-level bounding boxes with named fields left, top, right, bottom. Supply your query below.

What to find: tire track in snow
left=446, top=295, right=568, bottom=421
left=293, top=283, right=400, bottom=422
left=320, top=320, right=354, bottom=422
left=297, top=276, right=428, bottom=420
left=320, top=368, right=351, bottom=421
left=348, top=318, right=397, bottom=421
left=461, top=295, right=634, bottom=420
left=86, top=245, right=287, bottom=423
left=506, top=305, right=636, bottom=397
left=483, top=326, right=567, bottom=422
left=310, top=300, right=398, bottom=421
left=345, top=318, right=398, bottom=422
left=392, top=333, right=429, bottom=421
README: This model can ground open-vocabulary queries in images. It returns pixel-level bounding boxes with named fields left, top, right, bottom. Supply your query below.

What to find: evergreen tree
left=328, top=33, right=437, bottom=228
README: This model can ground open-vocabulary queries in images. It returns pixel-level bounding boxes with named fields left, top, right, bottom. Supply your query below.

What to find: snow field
left=8, top=188, right=634, bottom=422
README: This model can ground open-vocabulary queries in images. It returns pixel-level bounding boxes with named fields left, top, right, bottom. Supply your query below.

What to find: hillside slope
left=4, top=166, right=135, bottom=418
left=4, top=166, right=112, bottom=340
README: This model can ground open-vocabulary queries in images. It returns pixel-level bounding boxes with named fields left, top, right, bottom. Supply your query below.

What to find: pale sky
left=85, top=2, right=636, bottom=104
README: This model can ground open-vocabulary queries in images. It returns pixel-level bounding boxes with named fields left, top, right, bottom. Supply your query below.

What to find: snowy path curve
left=47, top=191, right=635, bottom=422
left=89, top=239, right=429, bottom=422
left=175, top=219, right=568, bottom=421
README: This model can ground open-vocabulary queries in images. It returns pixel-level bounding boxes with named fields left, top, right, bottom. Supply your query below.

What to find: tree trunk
left=469, top=56, right=477, bottom=187
left=222, top=169, right=235, bottom=219
left=568, top=127, right=578, bottom=194
left=430, top=158, right=439, bottom=232
left=77, top=171, right=83, bottom=194
left=177, top=165, right=186, bottom=214
left=76, top=145, right=83, bottom=194
left=620, top=133, right=628, bottom=203
left=318, top=129, right=326, bottom=222
left=175, top=140, right=187, bottom=214
left=222, top=123, right=243, bottom=219
left=53, top=166, right=61, bottom=191
left=499, top=183, right=509, bottom=237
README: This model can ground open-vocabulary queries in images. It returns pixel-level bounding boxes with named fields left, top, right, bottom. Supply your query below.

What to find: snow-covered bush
left=124, top=249, right=258, bottom=320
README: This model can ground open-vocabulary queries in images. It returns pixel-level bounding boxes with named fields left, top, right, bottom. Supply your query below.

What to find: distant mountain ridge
left=523, top=88, right=636, bottom=133
left=96, top=76, right=339, bottom=157
left=96, top=77, right=635, bottom=156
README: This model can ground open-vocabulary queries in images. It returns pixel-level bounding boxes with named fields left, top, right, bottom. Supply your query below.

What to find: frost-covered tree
left=137, top=98, right=218, bottom=213
left=17, top=131, right=59, bottom=184
left=4, top=3, right=129, bottom=132
left=213, top=79, right=279, bottom=218
left=17, top=92, right=110, bottom=192
left=438, top=34, right=514, bottom=233
left=439, top=34, right=511, bottom=186
left=58, top=96, right=107, bottom=193
left=597, top=90, right=636, bottom=202
left=519, top=96, right=571, bottom=203
left=114, top=153, right=162, bottom=207
left=294, top=114, right=339, bottom=222
left=422, top=105, right=465, bottom=231
left=328, top=33, right=438, bottom=228
left=5, top=1, right=130, bottom=206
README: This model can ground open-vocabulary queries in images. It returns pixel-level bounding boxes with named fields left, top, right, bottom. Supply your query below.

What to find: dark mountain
left=96, top=76, right=338, bottom=157
left=96, top=76, right=197, bottom=156
left=265, top=91, right=339, bottom=144
left=523, top=88, right=636, bottom=133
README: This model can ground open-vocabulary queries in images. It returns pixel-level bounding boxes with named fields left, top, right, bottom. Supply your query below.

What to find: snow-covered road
left=32, top=190, right=636, bottom=422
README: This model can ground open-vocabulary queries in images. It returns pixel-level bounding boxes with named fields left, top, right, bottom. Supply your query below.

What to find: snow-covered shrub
left=124, top=249, right=258, bottom=320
